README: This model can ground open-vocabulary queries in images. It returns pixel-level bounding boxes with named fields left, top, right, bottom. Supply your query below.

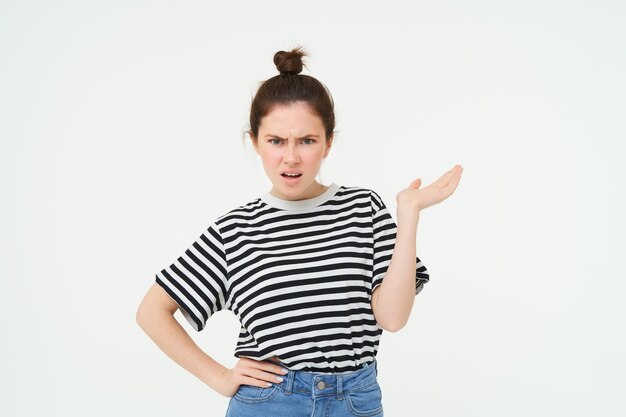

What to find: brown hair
left=246, top=46, right=336, bottom=144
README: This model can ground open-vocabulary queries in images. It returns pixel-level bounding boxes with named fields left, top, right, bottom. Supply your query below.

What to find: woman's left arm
left=372, top=164, right=464, bottom=332
left=371, top=213, right=420, bottom=332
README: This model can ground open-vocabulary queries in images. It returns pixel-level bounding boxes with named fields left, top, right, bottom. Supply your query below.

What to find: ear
left=322, top=134, right=333, bottom=158
left=249, top=131, right=259, bottom=155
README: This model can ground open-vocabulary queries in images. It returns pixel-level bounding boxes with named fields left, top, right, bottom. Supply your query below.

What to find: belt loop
left=285, top=369, right=294, bottom=395
left=337, top=374, right=344, bottom=400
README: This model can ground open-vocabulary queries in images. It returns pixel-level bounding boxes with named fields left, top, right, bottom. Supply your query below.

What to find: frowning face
left=251, top=101, right=333, bottom=201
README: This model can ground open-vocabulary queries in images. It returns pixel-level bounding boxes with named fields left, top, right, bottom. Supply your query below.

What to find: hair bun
left=273, top=46, right=308, bottom=75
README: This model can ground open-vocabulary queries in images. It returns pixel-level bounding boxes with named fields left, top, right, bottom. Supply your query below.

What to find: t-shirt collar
left=261, top=182, right=340, bottom=211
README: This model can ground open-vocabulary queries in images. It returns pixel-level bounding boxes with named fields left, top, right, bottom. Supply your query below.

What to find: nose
left=284, top=141, right=300, bottom=163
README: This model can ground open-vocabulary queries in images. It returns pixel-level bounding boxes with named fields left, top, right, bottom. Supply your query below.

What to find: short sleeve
left=371, top=190, right=430, bottom=296
left=155, top=221, right=229, bottom=332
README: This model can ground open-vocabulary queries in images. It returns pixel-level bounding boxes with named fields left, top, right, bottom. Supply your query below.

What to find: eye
left=269, top=138, right=283, bottom=145
left=302, top=138, right=315, bottom=144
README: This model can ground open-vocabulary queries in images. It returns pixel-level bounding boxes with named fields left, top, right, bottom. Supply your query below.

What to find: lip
left=281, top=172, right=303, bottom=183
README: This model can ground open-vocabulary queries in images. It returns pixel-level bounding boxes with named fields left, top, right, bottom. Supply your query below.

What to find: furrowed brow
left=265, top=134, right=320, bottom=140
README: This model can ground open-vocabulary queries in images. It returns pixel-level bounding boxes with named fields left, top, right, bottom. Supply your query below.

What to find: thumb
left=409, top=178, right=422, bottom=190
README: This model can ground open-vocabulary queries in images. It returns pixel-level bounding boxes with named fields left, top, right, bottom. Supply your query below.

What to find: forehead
left=259, top=102, right=324, bottom=134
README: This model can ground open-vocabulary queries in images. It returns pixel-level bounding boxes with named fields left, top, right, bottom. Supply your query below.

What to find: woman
left=136, top=46, right=463, bottom=417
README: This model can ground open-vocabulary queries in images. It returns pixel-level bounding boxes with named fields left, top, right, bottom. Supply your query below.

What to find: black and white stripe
left=156, top=183, right=429, bottom=373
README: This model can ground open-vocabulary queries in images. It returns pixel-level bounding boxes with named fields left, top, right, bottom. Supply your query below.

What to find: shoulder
left=336, top=184, right=387, bottom=213
left=218, top=197, right=262, bottom=218
left=207, top=195, right=266, bottom=233
left=337, top=184, right=374, bottom=196
left=369, top=189, right=385, bottom=210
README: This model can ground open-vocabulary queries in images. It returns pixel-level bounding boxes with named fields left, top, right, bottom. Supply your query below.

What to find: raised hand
left=396, top=164, right=464, bottom=215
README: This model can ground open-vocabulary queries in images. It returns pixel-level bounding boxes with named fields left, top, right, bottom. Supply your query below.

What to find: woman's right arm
left=135, top=283, right=228, bottom=393
left=136, top=283, right=288, bottom=397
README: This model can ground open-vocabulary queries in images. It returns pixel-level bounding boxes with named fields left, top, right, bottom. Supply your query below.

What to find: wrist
left=201, top=358, right=227, bottom=389
left=397, top=206, right=420, bottom=226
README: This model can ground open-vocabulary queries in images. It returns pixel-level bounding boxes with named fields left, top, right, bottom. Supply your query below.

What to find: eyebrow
left=265, top=134, right=320, bottom=140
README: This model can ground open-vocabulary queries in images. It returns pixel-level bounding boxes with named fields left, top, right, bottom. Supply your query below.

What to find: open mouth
left=281, top=173, right=302, bottom=178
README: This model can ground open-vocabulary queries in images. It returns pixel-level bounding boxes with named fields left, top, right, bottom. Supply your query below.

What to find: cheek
left=308, top=151, right=326, bottom=165
left=260, top=150, right=281, bottom=164
left=303, top=147, right=325, bottom=159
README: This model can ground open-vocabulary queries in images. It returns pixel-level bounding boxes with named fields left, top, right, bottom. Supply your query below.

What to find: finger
left=263, top=356, right=289, bottom=375
left=242, top=375, right=276, bottom=388
left=248, top=367, right=286, bottom=385
left=444, top=169, right=462, bottom=196
left=437, top=166, right=462, bottom=188
left=258, top=359, right=289, bottom=376
left=409, top=178, right=422, bottom=189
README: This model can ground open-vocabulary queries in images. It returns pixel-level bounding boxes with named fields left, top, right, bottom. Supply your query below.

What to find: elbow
left=136, top=283, right=180, bottom=331
left=136, top=300, right=176, bottom=331
left=379, top=317, right=408, bottom=333
left=384, top=321, right=407, bottom=333
left=136, top=300, right=156, bottom=330
left=136, top=304, right=148, bottom=329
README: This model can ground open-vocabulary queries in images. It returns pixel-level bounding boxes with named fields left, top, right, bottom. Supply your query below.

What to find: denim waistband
left=275, top=358, right=379, bottom=400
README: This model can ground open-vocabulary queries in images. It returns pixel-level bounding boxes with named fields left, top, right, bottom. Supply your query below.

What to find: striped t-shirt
left=155, top=182, right=430, bottom=373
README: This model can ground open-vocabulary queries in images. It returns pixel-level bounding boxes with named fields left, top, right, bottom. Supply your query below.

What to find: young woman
left=137, top=46, right=463, bottom=417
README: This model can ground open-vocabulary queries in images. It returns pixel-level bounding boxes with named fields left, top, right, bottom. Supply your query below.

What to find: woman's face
left=252, top=101, right=333, bottom=200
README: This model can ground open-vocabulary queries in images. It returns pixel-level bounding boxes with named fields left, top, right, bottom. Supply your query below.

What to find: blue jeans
left=225, top=358, right=384, bottom=417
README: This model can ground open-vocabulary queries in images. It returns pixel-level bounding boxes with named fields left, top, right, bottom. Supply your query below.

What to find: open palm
left=396, top=164, right=464, bottom=212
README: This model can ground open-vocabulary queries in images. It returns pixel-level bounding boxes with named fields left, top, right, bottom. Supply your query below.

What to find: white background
left=1, top=1, right=625, bottom=416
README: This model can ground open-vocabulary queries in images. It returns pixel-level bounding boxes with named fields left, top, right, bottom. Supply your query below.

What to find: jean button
left=317, top=381, right=326, bottom=390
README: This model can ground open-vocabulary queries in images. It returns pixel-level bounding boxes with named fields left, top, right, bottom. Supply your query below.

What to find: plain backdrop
left=1, top=1, right=625, bottom=416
